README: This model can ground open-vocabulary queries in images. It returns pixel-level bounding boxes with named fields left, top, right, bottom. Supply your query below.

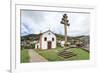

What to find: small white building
left=35, top=41, right=40, bottom=49
left=35, top=30, right=56, bottom=49
left=60, top=41, right=65, bottom=47
left=60, top=40, right=71, bottom=47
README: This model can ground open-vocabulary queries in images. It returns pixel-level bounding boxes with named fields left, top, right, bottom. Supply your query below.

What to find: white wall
left=42, top=31, right=56, bottom=49
left=0, top=0, right=100, bottom=73
left=35, top=43, right=40, bottom=49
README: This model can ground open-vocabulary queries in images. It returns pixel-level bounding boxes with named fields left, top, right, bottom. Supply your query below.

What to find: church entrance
left=48, top=41, right=52, bottom=49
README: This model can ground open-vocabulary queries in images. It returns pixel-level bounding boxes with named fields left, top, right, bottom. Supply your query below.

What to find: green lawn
left=66, top=48, right=89, bottom=60
left=36, top=50, right=64, bottom=61
left=35, top=47, right=89, bottom=61
left=35, top=47, right=65, bottom=61
left=21, top=49, right=29, bottom=63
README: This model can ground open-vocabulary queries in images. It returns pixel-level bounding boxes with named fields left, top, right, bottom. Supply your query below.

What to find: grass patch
left=35, top=47, right=89, bottom=61
left=21, top=49, right=29, bottom=63
left=36, top=50, right=64, bottom=61
left=65, top=48, right=89, bottom=60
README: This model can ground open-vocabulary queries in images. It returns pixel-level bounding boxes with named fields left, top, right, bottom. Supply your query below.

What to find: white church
left=35, top=30, right=56, bottom=49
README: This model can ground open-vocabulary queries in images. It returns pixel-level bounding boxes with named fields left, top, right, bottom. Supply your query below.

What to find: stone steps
left=58, top=50, right=76, bottom=59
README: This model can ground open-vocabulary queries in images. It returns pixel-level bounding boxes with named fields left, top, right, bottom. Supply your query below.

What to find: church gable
left=41, top=30, right=56, bottom=36
left=42, top=30, right=56, bottom=41
left=42, top=31, right=56, bottom=41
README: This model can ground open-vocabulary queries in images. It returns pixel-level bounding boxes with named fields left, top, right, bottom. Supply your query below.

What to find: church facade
left=35, top=30, right=56, bottom=49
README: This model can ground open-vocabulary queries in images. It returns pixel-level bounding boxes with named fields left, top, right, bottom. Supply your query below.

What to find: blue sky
left=21, top=10, right=90, bottom=36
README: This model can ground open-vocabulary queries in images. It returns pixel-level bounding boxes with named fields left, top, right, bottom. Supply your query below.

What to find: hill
left=21, top=33, right=89, bottom=43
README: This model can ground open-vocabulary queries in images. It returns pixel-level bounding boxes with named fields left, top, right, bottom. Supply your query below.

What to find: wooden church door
left=48, top=41, right=52, bottom=49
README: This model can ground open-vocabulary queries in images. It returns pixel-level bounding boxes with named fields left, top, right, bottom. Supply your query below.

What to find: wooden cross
left=60, top=14, right=70, bottom=48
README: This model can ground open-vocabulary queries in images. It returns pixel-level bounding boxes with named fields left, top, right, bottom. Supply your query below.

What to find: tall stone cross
left=60, top=14, right=70, bottom=49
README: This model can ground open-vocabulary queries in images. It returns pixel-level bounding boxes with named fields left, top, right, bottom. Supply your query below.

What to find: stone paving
left=28, top=49, right=47, bottom=62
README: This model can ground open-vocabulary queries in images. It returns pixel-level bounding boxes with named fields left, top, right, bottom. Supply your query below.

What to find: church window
left=44, top=37, right=47, bottom=41
left=52, top=38, right=54, bottom=41
left=48, top=32, right=50, bottom=35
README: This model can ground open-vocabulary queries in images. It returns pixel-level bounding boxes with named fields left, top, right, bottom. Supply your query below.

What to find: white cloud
left=21, top=10, right=90, bottom=36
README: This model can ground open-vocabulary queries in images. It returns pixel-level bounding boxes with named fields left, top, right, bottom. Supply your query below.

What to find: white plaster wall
left=35, top=43, right=40, bottom=49
left=61, top=41, right=65, bottom=47
left=41, top=31, right=56, bottom=49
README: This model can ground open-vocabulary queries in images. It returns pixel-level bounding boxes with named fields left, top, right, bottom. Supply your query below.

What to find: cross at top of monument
left=61, top=14, right=70, bottom=26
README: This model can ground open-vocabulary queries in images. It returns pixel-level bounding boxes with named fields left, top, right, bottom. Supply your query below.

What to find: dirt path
left=28, top=49, right=47, bottom=62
